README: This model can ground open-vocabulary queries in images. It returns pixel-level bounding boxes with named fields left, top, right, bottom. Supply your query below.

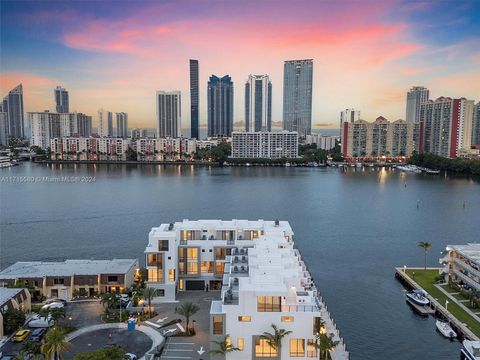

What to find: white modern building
left=98, top=109, right=113, bottom=137
left=144, top=219, right=348, bottom=359
left=305, top=134, right=338, bottom=150
left=245, top=74, right=272, bottom=132
left=441, top=244, right=480, bottom=292
left=28, top=111, right=61, bottom=149
left=156, top=91, right=181, bottom=138
left=406, top=86, right=429, bottom=124
left=231, top=131, right=298, bottom=158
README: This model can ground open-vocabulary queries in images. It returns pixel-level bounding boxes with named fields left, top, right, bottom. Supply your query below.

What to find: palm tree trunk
left=424, top=250, right=427, bottom=270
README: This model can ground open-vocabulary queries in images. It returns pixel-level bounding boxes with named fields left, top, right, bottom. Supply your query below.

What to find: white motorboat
left=436, top=320, right=457, bottom=338
left=406, top=289, right=430, bottom=306
left=461, top=340, right=480, bottom=360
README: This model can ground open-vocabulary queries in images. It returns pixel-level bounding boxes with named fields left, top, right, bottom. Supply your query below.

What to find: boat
left=461, top=340, right=480, bottom=360
left=285, top=162, right=291, bottom=167
left=436, top=320, right=456, bottom=339
left=425, top=169, right=440, bottom=174
left=406, top=289, right=430, bottom=306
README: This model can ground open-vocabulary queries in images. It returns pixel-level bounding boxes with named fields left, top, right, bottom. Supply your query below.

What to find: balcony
left=281, top=304, right=320, bottom=312
left=452, top=257, right=480, bottom=280
left=451, top=269, right=480, bottom=292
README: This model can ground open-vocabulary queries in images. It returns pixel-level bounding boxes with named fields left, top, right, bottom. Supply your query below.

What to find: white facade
left=406, top=86, right=429, bottom=124
left=231, top=131, right=298, bottom=158
left=28, top=111, right=61, bottom=149
left=441, top=244, right=480, bottom=292
left=98, top=109, right=113, bottom=137
left=305, top=134, right=338, bottom=150
left=50, top=137, right=130, bottom=160
left=245, top=74, right=272, bottom=132
left=143, top=219, right=348, bottom=360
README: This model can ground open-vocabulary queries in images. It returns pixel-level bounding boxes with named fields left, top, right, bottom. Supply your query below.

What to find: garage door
left=185, top=280, right=205, bottom=290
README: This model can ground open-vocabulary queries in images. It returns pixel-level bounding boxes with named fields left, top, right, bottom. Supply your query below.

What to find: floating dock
left=395, top=267, right=479, bottom=341
left=405, top=298, right=435, bottom=316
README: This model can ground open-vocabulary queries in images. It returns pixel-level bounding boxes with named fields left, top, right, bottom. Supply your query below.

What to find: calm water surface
left=1, top=163, right=479, bottom=360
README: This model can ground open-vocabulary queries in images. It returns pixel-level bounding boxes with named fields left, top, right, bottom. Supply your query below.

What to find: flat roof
left=0, top=259, right=138, bottom=279
left=448, top=244, right=480, bottom=265
left=0, top=287, right=24, bottom=305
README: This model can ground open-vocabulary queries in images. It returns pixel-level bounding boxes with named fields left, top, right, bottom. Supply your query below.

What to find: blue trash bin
left=127, top=319, right=135, bottom=331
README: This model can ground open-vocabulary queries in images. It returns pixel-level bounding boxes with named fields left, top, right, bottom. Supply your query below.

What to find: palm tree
left=209, top=335, right=240, bottom=358
left=142, top=287, right=158, bottom=318
left=41, top=327, right=70, bottom=360
left=317, top=333, right=338, bottom=360
left=176, top=301, right=200, bottom=333
left=417, top=241, right=432, bottom=270
left=259, top=324, right=292, bottom=359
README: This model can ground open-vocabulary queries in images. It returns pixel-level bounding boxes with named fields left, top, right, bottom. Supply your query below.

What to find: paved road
left=66, top=301, right=104, bottom=328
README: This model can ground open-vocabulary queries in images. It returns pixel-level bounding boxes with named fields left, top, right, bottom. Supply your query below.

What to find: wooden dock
left=406, top=298, right=435, bottom=316
left=395, top=267, right=480, bottom=341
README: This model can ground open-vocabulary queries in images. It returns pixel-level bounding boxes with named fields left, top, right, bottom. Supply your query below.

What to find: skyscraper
left=189, top=59, right=199, bottom=139
left=54, top=86, right=69, bottom=113
left=28, top=111, right=61, bottom=149
left=98, top=109, right=113, bottom=137
left=406, top=86, right=429, bottom=123
left=76, top=113, right=92, bottom=137
left=116, top=112, right=128, bottom=138
left=156, top=91, right=181, bottom=138
left=2, top=84, right=25, bottom=138
left=0, top=112, right=8, bottom=146
left=473, top=102, right=480, bottom=146
left=283, top=59, right=313, bottom=137
left=245, top=74, right=272, bottom=132
left=419, top=97, right=474, bottom=158
left=207, top=75, right=233, bottom=137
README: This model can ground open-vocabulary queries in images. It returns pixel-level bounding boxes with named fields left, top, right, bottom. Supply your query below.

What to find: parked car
left=30, top=328, right=47, bottom=342
left=125, top=353, right=137, bottom=360
left=12, top=329, right=31, bottom=342
left=28, top=313, right=53, bottom=328
left=41, top=302, right=64, bottom=311
left=44, top=298, right=67, bottom=306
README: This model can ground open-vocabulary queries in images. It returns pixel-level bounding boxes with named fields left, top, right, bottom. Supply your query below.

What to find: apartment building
left=305, top=133, right=338, bottom=150
left=144, top=219, right=349, bottom=359
left=341, top=117, right=417, bottom=158
left=0, top=288, right=32, bottom=337
left=231, top=131, right=298, bottom=158
left=50, top=137, right=131, bottom=160
left=0, top=259, right=139, bottom=300
left=440, top=244, right=480, bottom=292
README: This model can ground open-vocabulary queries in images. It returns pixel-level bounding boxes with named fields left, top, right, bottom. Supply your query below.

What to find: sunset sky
left=1, top=0, right=479, bottom=130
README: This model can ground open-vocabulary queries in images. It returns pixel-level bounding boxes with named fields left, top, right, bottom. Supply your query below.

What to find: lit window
left=168, top=269, right=175, bottom=282
left=281, top=316, right=294, bottom=322
left=237, top=338, right=244, bottom=351
left=307, top=339, right=317, bottom=357
left=289, top=339, right=305, bottom=357
left=238, top=316, right=251, bottom=322
left=187, top=262, right=198, bottom=274
left=255, top=338, right=277, bottom=358
left=212, top=315, right=223, bottom=335
left=201, top=261, right=208, bottom=273
left=257, top=296, right=282, bottom=312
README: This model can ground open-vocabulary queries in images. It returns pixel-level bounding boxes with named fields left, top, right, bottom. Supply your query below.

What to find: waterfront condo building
left=190, top=59, right=200, bottom=139
left=0, top=288, right=32, bottom=337
left=305, top=133, right=338, bottom=150
left=472, top=102, right=480, bottom=146
left=50, top=137, right=130, bottom=160
left=406, top=86, right=429, bottom=124
left=231, top=131, right=298, bottom=158
left=283, top=60, right=313, bottom=138
left=2, top=84, right=25, bottom=139
left=54, top=86, right=69, bottom=113
left=339, top=109, right=360, bottom=131
left=207, top=75, right=234, bottom=137
left=156, top=91, right=181, bottom=138
left=98, top=109, right=113, bottom=137
left=28, top=111, right=61, bottom=149
left=245, top=74, right=272, bottom=132
left=419, top=97, right=475, bottom=158
left=341, top=117, right=417, bottom=158
left=116, top=112, right=128, bottom=138
left=144, top=219, right=348, bottom=359
left=0, top=259, right=139, bottom=299
left=440, top=244, right=480, bottom=292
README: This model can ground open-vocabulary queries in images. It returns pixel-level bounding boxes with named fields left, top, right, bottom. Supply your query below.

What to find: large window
left=168, top=269, right=175, bottom=282
left=257, top=296, right=282, bottom=312
left=307, top=339, right=317, bottom=357
left=187, top=248, right=198, bottom=260
left=215, top=248, right=229, bottom=260
left=187, top=262, right=198, bottom=275
left=289, top=339, right=305, bottom=357
left=147, top=253, right=163, bottom=267
left=147, top=269, right=164, bottom=282
left=158, top=240, right=169, bottom=251
left=107, top=276, right=118, bottom=282
left=255, top=338, right=277, bottom=358
left=53, top=278, right=65, bottom=285
left=215, top=262, right=225, bottom=274
left=212, top=315, right=223, bottom=335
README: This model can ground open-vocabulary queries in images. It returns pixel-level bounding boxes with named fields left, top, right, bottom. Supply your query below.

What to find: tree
left=210, top=141, right=231, bottom=164
left=317, top=333, right=339, bottom=360
left=142, top=287, right=158, bottom=317
left=259, top=324, right=292, bottom=359
left=2, top=308, right=26, bottom=334
left=209, top=335, right=240, bottom=357
left=41, top=327, right=70, bottom=360
left=124, top=147, right=137, bottom=161
left=41, top=307, right=66, bottom=325
left=417, top=241, right=432, bottom=270
left=176, top=301, right=200, bottom=334
left=73, top=347, right=125, bottom=360
left=100, top=293, right=120, bottom=310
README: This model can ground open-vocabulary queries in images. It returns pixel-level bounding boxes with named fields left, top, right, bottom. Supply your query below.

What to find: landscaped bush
left=2, top=308, right=26, bottom=334
left=73, top=347, right=125, bottom=360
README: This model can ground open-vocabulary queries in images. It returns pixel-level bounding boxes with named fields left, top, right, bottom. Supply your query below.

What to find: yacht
left=436, top=320, right=457, bottom=339
left=461, top=340, right=480, bottom=360
left=406, top=289, right=430, bottom=306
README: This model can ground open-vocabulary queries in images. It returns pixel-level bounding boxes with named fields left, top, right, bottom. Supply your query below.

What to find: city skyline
left=1, top=1, right=479, bottom=129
